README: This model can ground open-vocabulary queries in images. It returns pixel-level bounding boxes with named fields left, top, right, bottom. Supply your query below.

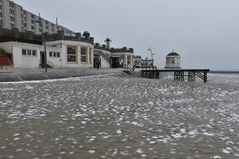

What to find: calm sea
left=208, top=72, right=239, bottom=86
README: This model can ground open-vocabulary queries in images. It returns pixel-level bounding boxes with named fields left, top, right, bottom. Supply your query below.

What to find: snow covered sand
left=0, top=73, right=239, bottom=159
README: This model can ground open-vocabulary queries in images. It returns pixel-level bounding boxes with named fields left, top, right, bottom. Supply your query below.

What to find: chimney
left=104, top=38, right=112, bottom=49
left=83, top=31, right=90, bottom=39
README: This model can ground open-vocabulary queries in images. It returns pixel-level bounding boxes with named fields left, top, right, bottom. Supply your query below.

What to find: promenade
left=0, top=68, right=123, bottom=82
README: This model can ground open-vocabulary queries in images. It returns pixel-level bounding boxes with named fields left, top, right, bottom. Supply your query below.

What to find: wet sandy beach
left=0, top=73, right=239, bottom=159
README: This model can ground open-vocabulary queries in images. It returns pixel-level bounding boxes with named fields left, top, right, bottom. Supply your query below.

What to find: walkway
left=0, top=68, right=123, bottom=82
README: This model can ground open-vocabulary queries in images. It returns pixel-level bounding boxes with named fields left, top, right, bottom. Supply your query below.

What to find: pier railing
left=141, top=66, right=160, bottom=79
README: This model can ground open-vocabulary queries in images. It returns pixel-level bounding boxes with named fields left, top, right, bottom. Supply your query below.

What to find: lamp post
left=36, top=13, right=47, bottom=72
left=147, top=47, right=154, bottom=67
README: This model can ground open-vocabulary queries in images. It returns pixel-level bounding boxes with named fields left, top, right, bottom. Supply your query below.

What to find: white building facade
left=0, top=41, right=94, bottom=68
left=46, top=40, right=94, bottom=68
left=133, top=55, right=141, bottom=68
left=0, top=31, right=94, bottom=68
left=110, top=49, right=134, bottom=67
left=94, top=41, right=134, bottom=68
left=165, top=51, right=181, bottom=69
left=141, top=57, right=154, bottom=67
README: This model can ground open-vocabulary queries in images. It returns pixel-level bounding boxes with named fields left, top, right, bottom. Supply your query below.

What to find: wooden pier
left=141, top=67, right=210, bottom=83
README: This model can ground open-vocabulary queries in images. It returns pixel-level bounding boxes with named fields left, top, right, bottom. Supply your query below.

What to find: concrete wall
left=100, top=55, right=110, bottom=68
left=13, top=47, right=39, bottom=68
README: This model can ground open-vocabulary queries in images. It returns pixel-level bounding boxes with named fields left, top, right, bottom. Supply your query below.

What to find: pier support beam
left=188, top=71, right=196, bottom=82
left=204, top=71, right=208, bottom=83
left=174, top=71, right=184, bottom=81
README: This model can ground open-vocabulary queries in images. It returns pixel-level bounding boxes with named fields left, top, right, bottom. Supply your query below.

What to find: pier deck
left=141, top=68, right=210, bottom=83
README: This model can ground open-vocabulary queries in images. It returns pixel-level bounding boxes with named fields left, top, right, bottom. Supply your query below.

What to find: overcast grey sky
left=14, top=0, right=239, bottom=70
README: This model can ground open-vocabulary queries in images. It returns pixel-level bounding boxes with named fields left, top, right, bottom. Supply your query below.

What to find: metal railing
left=125, top=64, right=138, bottom=77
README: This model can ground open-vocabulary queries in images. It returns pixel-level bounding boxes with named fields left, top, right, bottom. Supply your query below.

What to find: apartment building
left=0, top=0, right=73, bottom=34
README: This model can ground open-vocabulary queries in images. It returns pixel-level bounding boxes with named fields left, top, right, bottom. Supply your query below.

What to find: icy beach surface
left=0, top=73, right=239, bottom=159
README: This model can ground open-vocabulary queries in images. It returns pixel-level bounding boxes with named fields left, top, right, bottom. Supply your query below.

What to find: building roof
left=167, top=52, right=180, bottom=57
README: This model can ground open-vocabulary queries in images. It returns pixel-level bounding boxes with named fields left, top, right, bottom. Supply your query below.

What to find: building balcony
left=111, top=47, right=134, bottom=53
left=94, top=43, right=110, bottom=51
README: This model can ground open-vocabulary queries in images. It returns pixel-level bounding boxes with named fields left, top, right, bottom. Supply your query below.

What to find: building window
left=22, top=49, right=26, bottom=55
left=127, top=55, right=131, bottom=65
left=49, top=51, right=60, bottom=58
left=0, top=5, right=2, bottom=9
left=10, top=16, right=15, bottom=21
left=10, top=1, right=14, bottom=8
left=31, top=25, right=35, bottom=30
left=67, top=46, right=77, bottom=62
left=32, top=50, right=37, bottom=56
left=22, top=49, right=37, bottom=56
left=27, top=50, right=31, bottom=55
left=10, top=24, right=15, bottom=29
left=81, top=47, right=87, bottom=63
left=10, top=9, right=14, bottom=14
left=0, top=12, right=2, bottom=17
left=31, top=14, right=35, bottom=18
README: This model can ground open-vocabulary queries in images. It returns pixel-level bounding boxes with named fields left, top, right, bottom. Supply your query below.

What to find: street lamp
left=147, top=47, right=154, bottom=67
left=36, top=13, right=47, bottom=72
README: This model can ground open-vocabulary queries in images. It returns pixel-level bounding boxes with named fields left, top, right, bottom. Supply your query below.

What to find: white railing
left=125, top=64, right=138, bottom=77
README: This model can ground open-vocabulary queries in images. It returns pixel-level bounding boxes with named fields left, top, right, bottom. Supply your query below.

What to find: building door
left=40, top=51, right=45, bottom=66
left=111, top=57, right=121, bottom=68
left=94, top=55, right=100, bottom=68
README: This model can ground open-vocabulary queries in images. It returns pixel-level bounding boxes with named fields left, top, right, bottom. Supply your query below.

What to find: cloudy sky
left=14, top=0, right=239, bottom=70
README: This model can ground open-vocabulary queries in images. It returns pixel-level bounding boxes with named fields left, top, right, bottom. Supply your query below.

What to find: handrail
left=125, top=64, right=137, bottom=77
